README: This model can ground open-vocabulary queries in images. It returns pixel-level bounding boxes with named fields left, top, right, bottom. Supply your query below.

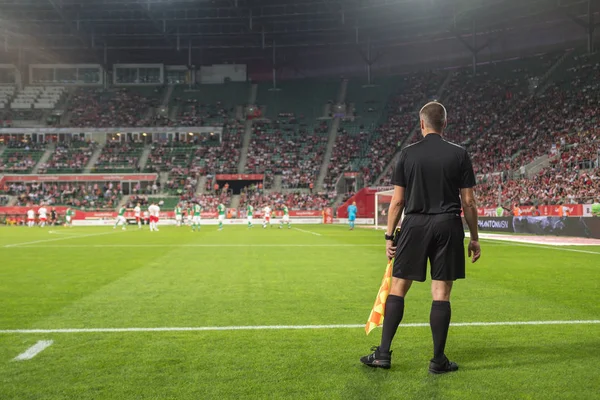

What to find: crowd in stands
left=94, top=140, right=143, bottom=172
left=68, top=88, right=161, bottom=128
left=0, top=141, right=46, bottom=173
left=239, top=190, right=335, bottom=210
left=38, top=140, right=97, bottom=173
left=0, top=195, right=8, bottom=206
left=247, top=120, right=328, bottom=189
left=477, top=166, right=599, bottom=207
left=174, top=99, right=233, bottom=127
left=3, top=182, right=121, bottom=209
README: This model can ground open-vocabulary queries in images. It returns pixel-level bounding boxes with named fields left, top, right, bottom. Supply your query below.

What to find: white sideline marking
left=4, top=231, right=121, bottom=248
left=13, top=340, right=53, bottom=360
left=1, top=320, right=598, bottom=334
left=1, top=243, right=380, bottom=249
left=293, top=228, right=322, bottom=236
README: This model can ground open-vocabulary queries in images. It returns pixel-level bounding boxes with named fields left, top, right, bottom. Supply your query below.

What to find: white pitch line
left=1, top=243, right=381, bottom=249
left=3, top=231, right=122, bottom=248
left=1, top=320, right=598, bottom=334
left=293, top=228, right=322, bottom=236
left=13, top=340, right=53, bottom=360
left=480, top=239, right=600, bottom=255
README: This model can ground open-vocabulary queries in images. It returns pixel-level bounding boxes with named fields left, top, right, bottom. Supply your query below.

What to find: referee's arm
left=460, top=153, right=481, bottom=263
left=386, top=152, right=406, bottom=259
left=385, top=185, right=405, bottom=259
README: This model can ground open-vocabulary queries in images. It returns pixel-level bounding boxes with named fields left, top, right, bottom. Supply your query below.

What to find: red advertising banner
left=2, top=174, right=158, bottom=182
left=343, top=172, right=361, bottom=178
left=215, top=174, right=264, bottom=181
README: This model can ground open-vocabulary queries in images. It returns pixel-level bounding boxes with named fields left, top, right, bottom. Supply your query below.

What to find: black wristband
left=384, top=233, right=394, bottom=241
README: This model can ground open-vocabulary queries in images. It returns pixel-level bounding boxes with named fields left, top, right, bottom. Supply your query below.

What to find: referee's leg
left=429, top=280, right=458, bottom=373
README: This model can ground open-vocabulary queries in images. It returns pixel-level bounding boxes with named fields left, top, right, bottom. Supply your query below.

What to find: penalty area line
left=13, top=340, right=53, bottom=361
left=4, top=231, right=123, bottom=248
left=293, top=228, right=322, bottom=236
left=1, top=320, right=599, bottom=334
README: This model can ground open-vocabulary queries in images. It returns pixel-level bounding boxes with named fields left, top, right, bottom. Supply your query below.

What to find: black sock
left=379, top=295, right=405, bottom=354
left=430, top=300, right=451, bottom=362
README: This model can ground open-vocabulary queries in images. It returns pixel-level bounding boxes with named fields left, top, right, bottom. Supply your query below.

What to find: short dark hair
left=419, top=101, right=447, bottom=132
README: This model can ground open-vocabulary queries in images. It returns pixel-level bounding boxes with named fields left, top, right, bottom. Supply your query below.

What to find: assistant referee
left=361, top=101, right=481, bottom=374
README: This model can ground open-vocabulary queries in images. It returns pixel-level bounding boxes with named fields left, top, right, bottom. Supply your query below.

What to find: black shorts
left=393, top=213, right=465, bottom=282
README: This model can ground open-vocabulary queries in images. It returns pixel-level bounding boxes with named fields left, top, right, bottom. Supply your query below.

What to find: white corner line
left=1, top=320, right=599, bottom=334
left=13, top=340, right=54, bottom=361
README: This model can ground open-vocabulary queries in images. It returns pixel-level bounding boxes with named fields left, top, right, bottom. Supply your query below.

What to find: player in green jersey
left=65, top=208, right=74, bottom=228
left=192, top=202, right=202, bottom=231
left=175, top=204, right=183, bottom=227
left=217, top=203, right=226, bottom=230
left=247, top=204, right=254, bottom=228
left=279, top=205, right=291, bottom=229
left=113, top=206, right=127, bottom=230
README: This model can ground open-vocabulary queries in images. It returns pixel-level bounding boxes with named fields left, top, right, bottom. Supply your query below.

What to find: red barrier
left=477, top=204, right=584, bottom=217
left=215, top=174, right=264, bottom=181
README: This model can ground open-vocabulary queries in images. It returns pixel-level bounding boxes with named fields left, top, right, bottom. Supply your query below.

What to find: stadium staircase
left=83, top=143, right=105, bottom=173
left=32, top=144, right=57, bottom=174
left=235, top=106, right=244, bottom=120
left=229, top=195, right=241, bottom=210
left=316, top=117, right=341, bottom=190
left=237, top=120, right=254, bottom=174
left=536, top=50, right=572, bottom=95
left=249, top=83, right=258, bottom=104
left=272, top=175, right=283, bottom=191
left=522, top=154, right=554, bottom=178
left=374, top=71, right=454, bottom=185
left=161, top=85, right=174, bottom=107
left=337, top=79, right=348, bottom=104
left=159, top=172, right=169, bottom=189
left=6, top=195, right=17, bottom=206
left=196, top=176, right=207, bottom=195
left=117, top=196, right=130, bottom=209
left=137, top=144, right=152, bottom=171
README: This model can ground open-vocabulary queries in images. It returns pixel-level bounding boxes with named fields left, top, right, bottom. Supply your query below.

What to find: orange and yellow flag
left=365, top=259, right=393, bottom=335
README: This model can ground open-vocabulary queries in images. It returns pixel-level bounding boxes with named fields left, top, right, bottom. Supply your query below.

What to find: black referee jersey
left=391, top=133, right=476, bottom=282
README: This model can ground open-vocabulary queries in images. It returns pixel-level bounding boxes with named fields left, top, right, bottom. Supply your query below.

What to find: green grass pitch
left=0, top=224, right=599, bottom=399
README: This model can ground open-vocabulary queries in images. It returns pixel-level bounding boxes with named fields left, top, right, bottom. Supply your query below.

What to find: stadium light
left=188, top=132, right=193, bottom=136
left=142, top=133, right=147, bottom=136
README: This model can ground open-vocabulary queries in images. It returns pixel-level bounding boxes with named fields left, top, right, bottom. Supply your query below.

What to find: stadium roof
left=0, top=0, right=594, bottom=65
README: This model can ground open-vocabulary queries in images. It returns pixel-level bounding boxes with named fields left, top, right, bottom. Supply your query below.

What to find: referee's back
left=393, top=134, right=475, bottom=215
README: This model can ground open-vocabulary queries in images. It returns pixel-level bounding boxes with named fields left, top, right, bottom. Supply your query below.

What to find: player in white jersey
left=38, top=206, right=48, bottom=228
left=148, top=203, right=160, bottom=232
left=134, top=203, right=142, bottom=229
left=262, top=205, right=272, bottom=229
left=26, top=209, right=35, bottom=228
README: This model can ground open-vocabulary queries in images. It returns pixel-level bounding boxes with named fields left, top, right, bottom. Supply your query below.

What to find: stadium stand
left=171, top=83, right=248, bottom=126
left=38, top=140, right=97, bottom=174
left=93, top=141, right=145, bottom=173
left=67, top=87, right=163, bottom=128
left=0, top=141, right=46, bottom=173
left=246, top=120, right=329, bottom=189
left=3, top=181, right=121, bottom=209
left=239, top=190, right=335, bottom=210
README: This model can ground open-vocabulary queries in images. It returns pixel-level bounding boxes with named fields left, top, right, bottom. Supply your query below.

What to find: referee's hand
left=386, top=241, right=396, bottom=260
left=468, top=240, right=481, bottom=263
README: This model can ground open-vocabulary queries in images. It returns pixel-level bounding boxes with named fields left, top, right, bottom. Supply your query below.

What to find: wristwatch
left=384, top=233, right=394, bottom=241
